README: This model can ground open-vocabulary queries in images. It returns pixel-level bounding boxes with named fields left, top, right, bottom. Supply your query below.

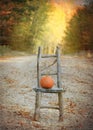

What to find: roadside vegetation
left=0, top=0, right=93, bottom=56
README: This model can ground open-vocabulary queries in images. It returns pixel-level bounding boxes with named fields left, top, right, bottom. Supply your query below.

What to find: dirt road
left=0, top=55, right=93, bottom=130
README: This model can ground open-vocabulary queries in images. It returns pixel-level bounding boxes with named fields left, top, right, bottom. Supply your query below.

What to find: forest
left=0, top=0, right=93, bottom=54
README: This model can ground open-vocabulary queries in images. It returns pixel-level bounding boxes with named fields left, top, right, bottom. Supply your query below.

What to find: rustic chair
left=33, top=46, right=64, bottom=121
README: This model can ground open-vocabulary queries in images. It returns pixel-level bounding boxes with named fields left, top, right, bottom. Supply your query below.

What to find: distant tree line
left=63, top=1, right=93, bottom=53
left=0, top=0, right=93, bottom=54
left=0, top=0, right=50, bottom=53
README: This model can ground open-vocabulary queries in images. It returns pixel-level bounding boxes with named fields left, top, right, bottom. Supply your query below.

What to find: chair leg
left=58, top=92, right=63, bottom=121
left=34, top=92, right=41, bottom=121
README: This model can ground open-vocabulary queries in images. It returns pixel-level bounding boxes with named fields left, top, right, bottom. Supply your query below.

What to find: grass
left=0, top=45, right=30, bottom=57
left=0, top=45, right=92, bottom=58
left=0, top=45, right=11, bottom=56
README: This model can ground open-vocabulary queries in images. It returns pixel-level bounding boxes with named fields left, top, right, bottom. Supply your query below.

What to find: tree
left=0, top=0, right=49, bottom=53
left=63, top=2, right=93, bottom=53
left=29, top=1, right=51, bottom=53
left=9, top=0, right=42, bottom=51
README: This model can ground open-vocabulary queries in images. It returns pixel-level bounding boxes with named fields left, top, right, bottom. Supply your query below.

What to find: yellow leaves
left=15, top=109, right=32, bottom=119
left=0, top=105, right=6, bottom=110
left=18, top=120, right=30, bottom=128
left=4, top=76, right=17, bottom=85
left=0, top=11, right=11, bottom=16
left=18, top=121, right=25, bottom=126
left=65, top=98, right=77, bottom=114
left=78, top=109, right=88, bottom=117
left=69, top=101, right=77, bottom=108
left=32, top=121, right=41, bottom=128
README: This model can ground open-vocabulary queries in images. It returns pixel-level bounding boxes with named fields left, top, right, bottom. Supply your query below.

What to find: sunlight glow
left=42, top=2, right=76, bottom=50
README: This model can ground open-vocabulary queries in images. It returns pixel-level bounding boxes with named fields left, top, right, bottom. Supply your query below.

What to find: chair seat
left=33, top=87, right=65, bottom=93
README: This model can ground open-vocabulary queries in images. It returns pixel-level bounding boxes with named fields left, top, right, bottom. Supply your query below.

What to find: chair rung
left=40, top=106, right=59, bottom=110
left=41, top=55, right=57, bottom=58
left=33, top=88, right=64, bottom=93
left=41, top=73, right=57, bottom=76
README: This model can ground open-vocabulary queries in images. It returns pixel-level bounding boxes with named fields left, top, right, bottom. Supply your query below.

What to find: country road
left=0, top=55, right=93, bottom=130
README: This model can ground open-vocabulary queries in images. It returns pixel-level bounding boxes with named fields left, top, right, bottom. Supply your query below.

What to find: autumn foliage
left=0, top=0, right=93, bottom=54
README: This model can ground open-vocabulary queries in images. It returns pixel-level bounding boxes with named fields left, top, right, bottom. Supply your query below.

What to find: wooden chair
left=33, top=46, right=64, bottom=121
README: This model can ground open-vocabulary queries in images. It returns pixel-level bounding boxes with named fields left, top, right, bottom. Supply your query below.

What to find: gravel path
left=0, top=55, right=93, bottom=130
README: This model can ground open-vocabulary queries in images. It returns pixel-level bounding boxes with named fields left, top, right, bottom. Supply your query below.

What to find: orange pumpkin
left=40, top=76, right=54, bottom=89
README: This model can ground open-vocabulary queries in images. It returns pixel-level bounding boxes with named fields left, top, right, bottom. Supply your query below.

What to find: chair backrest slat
left=37, top=46, right=61, bottom=89
left=37, top=47, right=41, bottom=88
left=56, top=47, right=61, bottom=88
left=41, top=55, right=56, bottom=58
